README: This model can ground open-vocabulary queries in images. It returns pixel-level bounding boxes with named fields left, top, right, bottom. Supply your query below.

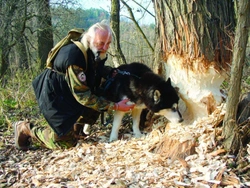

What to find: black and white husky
left=103, top=62, right=183, bottom=142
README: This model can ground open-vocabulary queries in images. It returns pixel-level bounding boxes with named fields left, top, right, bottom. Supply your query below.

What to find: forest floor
left=1, top=105, right=250, bottom=188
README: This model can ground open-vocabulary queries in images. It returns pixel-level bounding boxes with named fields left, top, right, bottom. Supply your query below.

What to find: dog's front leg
left=110, top=111, right=125, bottom=142
left=131, top=108, right=143, bottom=138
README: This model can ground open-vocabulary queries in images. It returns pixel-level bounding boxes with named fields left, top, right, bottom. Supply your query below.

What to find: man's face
left=89, top=28, right=112, bottom=61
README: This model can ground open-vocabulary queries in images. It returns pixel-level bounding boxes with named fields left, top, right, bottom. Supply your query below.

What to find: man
left=13, top=21, right=135, bottom=150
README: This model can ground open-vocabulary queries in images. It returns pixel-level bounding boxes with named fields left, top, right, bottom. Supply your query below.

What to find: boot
left=73, top=123, right=83, bottom=137
left=73, top=123, right=90, bottom=139
left=13, top=120, right=32, bottom=150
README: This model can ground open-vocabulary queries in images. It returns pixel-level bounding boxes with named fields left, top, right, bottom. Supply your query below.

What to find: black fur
left=101, top=62, right=183, bottom=141
left=102, top=62, right=180, bottom=113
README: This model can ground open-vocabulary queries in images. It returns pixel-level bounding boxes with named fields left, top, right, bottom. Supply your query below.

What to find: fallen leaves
left=1, top=104, right=250, bottom=187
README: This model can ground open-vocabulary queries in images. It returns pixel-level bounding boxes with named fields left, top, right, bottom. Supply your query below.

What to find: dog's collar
left=117, top=69, right=141, bottom=79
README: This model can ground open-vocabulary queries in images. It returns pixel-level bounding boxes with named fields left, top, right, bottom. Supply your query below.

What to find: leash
left=117, top=69, right=141, bottom=79
left=103, top=68, right=141, bottom=92
left=101, top=111, right=113, bottom=126
left=101, top=69, right=141, bottom=126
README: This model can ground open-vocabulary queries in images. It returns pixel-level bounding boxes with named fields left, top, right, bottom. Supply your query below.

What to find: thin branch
left=130, top=0, right=155, bottom=18
left=120, top=0, right=154, bottom=53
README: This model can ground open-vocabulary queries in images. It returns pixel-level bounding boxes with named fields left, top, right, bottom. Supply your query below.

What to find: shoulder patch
left=77, top=71, right=86, bottom=83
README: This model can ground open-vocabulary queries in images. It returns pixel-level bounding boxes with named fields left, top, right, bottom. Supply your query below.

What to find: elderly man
left=13, top=21, right=134, bottom=150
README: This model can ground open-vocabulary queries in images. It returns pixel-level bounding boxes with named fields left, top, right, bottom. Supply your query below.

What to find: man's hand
left=114, top=99, right=135, bottom=112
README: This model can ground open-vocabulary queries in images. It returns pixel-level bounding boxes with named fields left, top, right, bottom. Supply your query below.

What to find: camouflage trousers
left=31, top=126, right=77, bottom=150
left=31, top=109, right=100, bottom=150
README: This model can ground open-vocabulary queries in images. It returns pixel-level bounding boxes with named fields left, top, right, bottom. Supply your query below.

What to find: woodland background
left=0, top=0, right=155, bottom=125
left=0, top=0, right=250, bottom=187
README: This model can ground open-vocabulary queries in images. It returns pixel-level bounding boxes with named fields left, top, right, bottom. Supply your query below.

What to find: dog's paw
left=134, top=131, right=143, bottom=138
left=109, top=134, right=118, bottom=142
left=109, top=138, right=118, bottom=142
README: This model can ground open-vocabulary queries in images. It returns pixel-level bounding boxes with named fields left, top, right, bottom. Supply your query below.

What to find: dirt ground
left=1, top=108, right=250, bottom=188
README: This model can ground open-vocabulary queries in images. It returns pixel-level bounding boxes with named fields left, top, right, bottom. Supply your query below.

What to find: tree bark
left=152, top=0, right=236, bottom=157
left=36, top=0, right=53, bottom=69
left=154, top=0, right=235, bottom=66
left=153, top=0, right=235, bottom=121
left=110, top=0, right=126, bottom=67
left=222, top=0, right=250, bottom=153
left=15, top=36, right=29, bottom=69
left=15, top=0, right=29, bottom=69
left=0, top=0, right=17, bottom=80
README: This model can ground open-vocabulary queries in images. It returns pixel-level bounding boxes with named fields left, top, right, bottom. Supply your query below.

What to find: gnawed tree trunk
left=152, top=0, right=235, bottom=157
left=222, top=0, right=250, bottom=154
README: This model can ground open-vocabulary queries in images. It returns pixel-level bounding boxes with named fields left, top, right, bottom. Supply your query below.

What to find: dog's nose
left=179, top=118, right=184, bottom=123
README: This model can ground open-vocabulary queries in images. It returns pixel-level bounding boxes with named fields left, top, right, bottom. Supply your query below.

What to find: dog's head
left=146, top=77, right=183, bottom=123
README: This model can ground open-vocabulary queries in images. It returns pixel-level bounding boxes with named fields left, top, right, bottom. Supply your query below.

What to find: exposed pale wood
left=165, top=55, right=226, bottom=122
left=152, top=0, right=235, bottom=124
left=154, top=136, right=196, bottom=160
left=212, top=167, right=226, bottom=188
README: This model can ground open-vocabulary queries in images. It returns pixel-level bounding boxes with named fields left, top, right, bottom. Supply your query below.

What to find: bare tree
left=36, top=0, right=53, bottom=69
left=121, top=0, right=154, bottom=53
left=0, top=0, right=18, bottom=79
left=222, top=1, right=250, bottom=153
left=14, top=0, right=29, bottom=69
left=110, top=0, right=127, bottom=66
left=0, top=0, right=31, bottom=80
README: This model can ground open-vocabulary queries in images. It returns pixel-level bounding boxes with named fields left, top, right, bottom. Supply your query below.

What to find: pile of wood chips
left=1, top=104, right=250, bottom=187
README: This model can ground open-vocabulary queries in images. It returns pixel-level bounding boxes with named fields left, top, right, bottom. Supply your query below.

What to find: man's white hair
left=80, top=20, right=112, bottom=48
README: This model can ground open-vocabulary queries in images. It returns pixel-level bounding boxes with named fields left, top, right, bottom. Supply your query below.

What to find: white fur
left=131, top=108, right=144, bottom=138
left=156, top=109, right=182, bottom=124
left=110, top=110, right=125, bottom=141
left=109, top=105, right=144, bottom=142
left=110, top=103, right=183, bottom=142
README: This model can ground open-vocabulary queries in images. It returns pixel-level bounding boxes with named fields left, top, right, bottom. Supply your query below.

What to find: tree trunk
left=15, top=36, right=29, bottom=69
left=15, top=0, right=29, bottom=69
left=153, top=0, right=235, bottom=122
left=0, top=49, right=10, bottom=84
left=110, top=0, right=126, bottom=67
left=222, top=0, right=250, bottom=153
left=0, top=0, right=17, bottom=80
left=152, top=0, right=235, bottom=157
left=36, top=0, right=53, bottom=69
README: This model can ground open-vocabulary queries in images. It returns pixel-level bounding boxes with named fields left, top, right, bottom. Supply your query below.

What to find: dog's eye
left=171, top=107, right=177, bottom=112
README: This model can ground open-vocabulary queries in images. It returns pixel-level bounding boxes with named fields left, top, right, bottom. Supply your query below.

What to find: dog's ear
left=154, top=90, right=161, bottom=103
left=166, top=77, right=171, bottom=83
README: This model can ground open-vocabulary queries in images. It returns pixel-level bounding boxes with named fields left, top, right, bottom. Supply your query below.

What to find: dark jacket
left=33, top=43, right=112, bottom=136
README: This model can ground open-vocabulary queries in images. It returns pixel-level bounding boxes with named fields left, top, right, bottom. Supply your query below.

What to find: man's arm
left=65, top=64, right=115, bottom=112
